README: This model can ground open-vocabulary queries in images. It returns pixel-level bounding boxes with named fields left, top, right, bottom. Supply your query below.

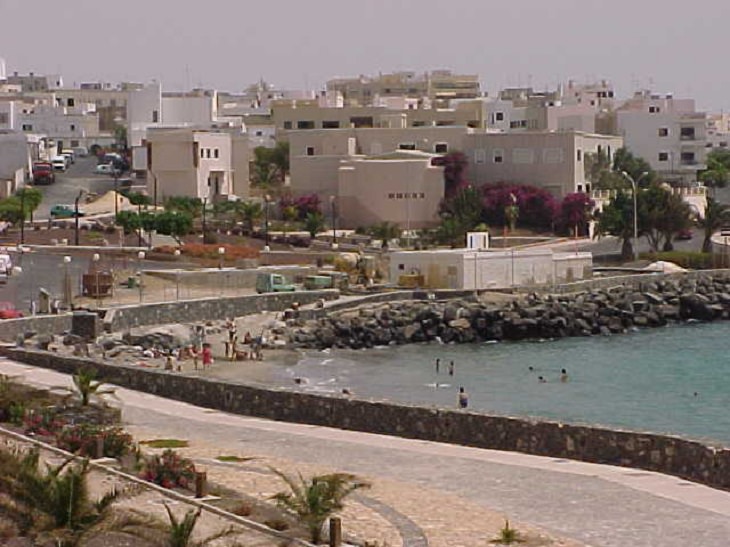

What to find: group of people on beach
left=223, top=319, right=265, bottom=362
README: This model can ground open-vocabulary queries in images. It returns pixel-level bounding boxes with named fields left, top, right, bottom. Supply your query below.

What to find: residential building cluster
left=0, top=57, right=726, bottom=229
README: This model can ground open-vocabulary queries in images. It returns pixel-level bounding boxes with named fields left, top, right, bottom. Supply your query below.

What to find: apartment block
left=615, top=91, right=707, bottom=183
left=706, top=113, right=730, bottom=150
left=146, top=127, right=249, bottom=202
left=464, top=131, right=623, bottom=196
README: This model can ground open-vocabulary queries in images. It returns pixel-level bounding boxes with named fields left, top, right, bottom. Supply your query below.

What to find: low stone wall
left=103, top=290, right=340, bottom=332
left=1, top=347, right=728, bottom=491
left=0, top=314, right=72, bottom=342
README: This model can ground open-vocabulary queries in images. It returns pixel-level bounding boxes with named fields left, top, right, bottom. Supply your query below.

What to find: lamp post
left=263, top=194, right=271, bottom=251
left=19, top=188, right=25, bottom=246
left=329, top=195, right=338, bottom=249
left=174, top=249, right=181, bottom=301
left=137, top=250, right=145, bottom=304
left=74, top=190, right=84, bottom=246
left=620, top=171, right=649, bottom=262
left=63, top=255, right=72, bottom=309
left=137, top=201, right=143, bottom=247
left=217, top=246, right=225, bottom=270
left=202, top=197, right=208, bottom=243
left=92, top=252, right=100, bottom=308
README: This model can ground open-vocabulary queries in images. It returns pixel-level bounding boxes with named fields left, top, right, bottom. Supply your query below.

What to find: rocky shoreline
left=284, top=272, right=730, bottom=349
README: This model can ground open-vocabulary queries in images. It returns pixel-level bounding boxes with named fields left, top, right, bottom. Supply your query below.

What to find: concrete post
left=195, top=470, right=207, bottom=498
left=329, top=517, right=342, bottom=547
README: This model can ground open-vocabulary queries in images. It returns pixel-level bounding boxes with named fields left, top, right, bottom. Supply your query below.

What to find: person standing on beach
left=458, top=386, right=469, bottom=409
left=448, top=361, right=455, bottom=377
left=435, top=358, right=440, bottom=374
left=560, top=368, right=569, bottom=382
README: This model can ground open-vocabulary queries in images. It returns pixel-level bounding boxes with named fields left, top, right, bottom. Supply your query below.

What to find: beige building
left=146, top=128, right=249, bottom=202
left=272, top=99, right=483, bottom=135
left=464, top=131, right=624, bottom=196
left=326, top=70, right=480, bottom=108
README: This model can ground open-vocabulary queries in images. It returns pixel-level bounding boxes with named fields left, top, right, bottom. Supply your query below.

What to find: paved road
left=2, top=360, right=730, bottom=547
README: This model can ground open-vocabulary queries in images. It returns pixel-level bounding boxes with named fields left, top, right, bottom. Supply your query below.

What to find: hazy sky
left=2, top=0, right=728, bottom=111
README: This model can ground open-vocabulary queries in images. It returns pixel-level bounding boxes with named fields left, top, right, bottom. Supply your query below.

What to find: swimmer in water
left=538, top=376, right=547, bottom=383
left=560, top=368, right=569, bottom=383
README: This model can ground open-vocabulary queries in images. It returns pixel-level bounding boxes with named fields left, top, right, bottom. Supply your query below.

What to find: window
left=649, top=106, right=660, bottom=113
left=680, top=127, right=696, bottom=140
left=658, top=127, right=669, bottom=137
left=434, top=143, right=448, bottom=154
left=255, top=131, right=263, bottom=136
left=608, top=91, right=614, bottom=98
left=721, top=141, right=729, bottom=148
left=0, top=113, right=8, bottom=124
left=396, top=193, right=403, bottom=198
left=322, top=121, right=340, bottom=129
left=681, top=152, right=696, bottom=164
left=412, top=121, right=426, bottom=127
left=283, top=121, right=292, bottom=130
left=419, top=193, right=425, bottom=198
left=71, top=140, right=79, bottom=147
left=152, top=110, right=159, bottom=123
left=658, top=152, right=669, bottom=161
left=576, top=149, right=582, bottom=161
left=495, top=112, right=504, bottom=121
left=70, top=124, right=76, bottom=131
left=297, top=120, right=315, bottom=129
left=200, top=148, right=205, bottom=158
left=493, top=149, right=504, bottom=163
left=213, top=148, right=219, bottom=159
left=398, top=264, right=405, bottom=270
left=306, top=146, right=315, bottom=156
left=513, top=148, right=535, bottom=164
left=21, top=124, right=32, bottom=131
left=67, top=98, right=74, bottom=107
left=206, top=149, right=211, bottom=159
left=388, top=193, right=395, bottom=199
left=398, top=143, right=416, bottom=150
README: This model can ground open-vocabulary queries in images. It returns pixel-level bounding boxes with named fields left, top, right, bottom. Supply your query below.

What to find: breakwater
left=286, top=272, right=730, bottom=349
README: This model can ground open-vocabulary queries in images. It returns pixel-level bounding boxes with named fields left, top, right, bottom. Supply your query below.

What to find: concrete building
left=327, top=70, right=481, bottom=108
left=705, top=113, right=730, bottom=150
left=146, top=127, right=249, bottom=202
left=15, top=102, right=111, bottom=151
left=0, top=130, right=31, bottom=197
left=389, top=243, right=592, bottom=290
left=5, top=71, right=63, bottom=92
left=464, top=131, right=624, bottom=196
left=615, top=91, right=707, bottom=183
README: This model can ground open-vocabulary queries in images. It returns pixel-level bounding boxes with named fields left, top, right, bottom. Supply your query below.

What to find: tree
left=555, top=193, right=595, bottom=236
left=585, top=150, right=626, bottom=190
left=165, top=197, right=203, bottom=218
left=0, top=196, right=24, bottom=224
left=612, top=148, right=657, bottom=187
left=120, top=190, right=152, bottom=206
left=304, top=211, right=325, bottom=238
left=115, top=211, right=141, bottom=234
left=252, top=142, right=290, bottom=186
left=437, top=185, right=483, bottom=245
left=652, top=189, right=691, bottom=251
left=699, top=149, right=730, bottom=194
left=698, top=197, right=730, bottom=252
left=432, top=151, right=469, bottom=199
left=271, top=469, right=369, bottom=544
left=480, top=184, right=557, bottom=231
left=15, top=187, right=42, bottom=223
left=68, top=368, right=116, bottom=406
left=154, top=211, right=193, bottom=238
left=596, top=191, right=638, bottom=260
left=368, top=221, right=401, bottom=248
left=238, top=200, right=263, bottom=234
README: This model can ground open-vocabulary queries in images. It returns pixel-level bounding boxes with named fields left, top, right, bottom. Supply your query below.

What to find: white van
left=61, top=149, right=76, bottom=164
left=51, top=156, right=67, bottom=171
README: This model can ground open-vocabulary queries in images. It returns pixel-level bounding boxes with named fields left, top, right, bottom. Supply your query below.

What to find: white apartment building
left=15, top=101, right=112, bottom=151
left=145, top=127, right=249, bottom=202
left=0, top=130, right=31, bottom=197
left=615, top=91, right=707, bottom=183
left=706, top=113, right=730, bottom=150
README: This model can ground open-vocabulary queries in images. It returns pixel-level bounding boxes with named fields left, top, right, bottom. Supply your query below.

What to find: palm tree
left=238, top=201, right=263, bottom=235
left=304, top=211, right=325, bottom=239
left=70, top=368, right=116, bottom=406
left=369, top=222, right=401, bottom=249
left=699, top=197, right=730, bottom=253
left=271, top=469, right=369, bottom=544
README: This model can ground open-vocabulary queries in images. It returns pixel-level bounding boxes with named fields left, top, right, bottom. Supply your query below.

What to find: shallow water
left=275, top=322, right=730, bottom=445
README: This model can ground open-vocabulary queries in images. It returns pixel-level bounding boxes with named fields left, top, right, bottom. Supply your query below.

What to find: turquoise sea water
left=279, top=322, right=730, bottom=446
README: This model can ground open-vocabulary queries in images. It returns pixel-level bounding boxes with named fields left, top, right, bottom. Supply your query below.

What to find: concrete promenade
left=2, top=359, right=730, bottom=546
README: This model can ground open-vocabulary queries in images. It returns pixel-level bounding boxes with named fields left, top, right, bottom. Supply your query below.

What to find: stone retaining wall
left=536, top=269, right=730, bottom=294
left=103, top=290, right=340, bottom=332
left=0, top=315, right=72, bottom=343
left=1, top=347, right=728, bottom=491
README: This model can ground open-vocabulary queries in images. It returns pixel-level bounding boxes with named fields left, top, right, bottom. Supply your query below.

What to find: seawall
left=1, top=346, right=728, bottom=492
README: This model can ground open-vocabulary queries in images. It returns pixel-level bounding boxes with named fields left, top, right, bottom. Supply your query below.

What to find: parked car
left=61, top=149, right=76, bottom=164
left=0, top=302, right=23, bottom=319
left=95, top=163, right=121, bottom=176
left=51, top=156, right=67, bottom=171
left=50, top=204, right=85, bottom=218
left=675, top=228, right=693, bottom=241
left=32, top=162, right=55, bottom=184
left=72, top=146, right=89, bottom=157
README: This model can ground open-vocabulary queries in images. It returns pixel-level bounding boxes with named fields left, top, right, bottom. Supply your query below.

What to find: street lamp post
left=174, top=249, right=181, bottom=301
left=621, top=171, right=649, bottom=262
left=137, top=250, right=145, bottom=304
left=263, top=195, right=271, bottom=251
left=329, top=195, right=338, bottom=249
left=63, top=255, right=72, bottom=309
left=202, top=197, right=208, bottom=243
left=19, top=188, right=25, bottom=246
left=92, top=253, right=101, bottom=309
left=217, top=246, right=225, bottom=270
left=74, top=190, right=84, bottom=246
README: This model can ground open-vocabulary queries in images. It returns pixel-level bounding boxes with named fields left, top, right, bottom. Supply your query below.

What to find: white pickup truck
left=0, top=252, right=12, bottom=284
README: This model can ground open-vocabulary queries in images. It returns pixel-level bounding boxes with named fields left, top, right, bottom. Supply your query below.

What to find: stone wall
left=1, top=347, right=728, bottom=491
left=103, top=290, right=340, bottom=332
left=0, top=315, right=72, bottom=343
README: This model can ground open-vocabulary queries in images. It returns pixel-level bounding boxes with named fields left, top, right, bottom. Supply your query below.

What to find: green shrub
left=140, top=449, right=196, bottom=489
left=55, top=424, right=134, bottom=458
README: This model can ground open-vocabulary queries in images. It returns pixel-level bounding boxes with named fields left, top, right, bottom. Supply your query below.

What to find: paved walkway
left=3, top=359, right=730, bottom=546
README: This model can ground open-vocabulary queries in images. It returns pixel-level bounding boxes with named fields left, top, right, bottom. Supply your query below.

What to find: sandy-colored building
left=464, top=131, right=624, bottom=196
left=146, top=128, right=249, bottom=201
